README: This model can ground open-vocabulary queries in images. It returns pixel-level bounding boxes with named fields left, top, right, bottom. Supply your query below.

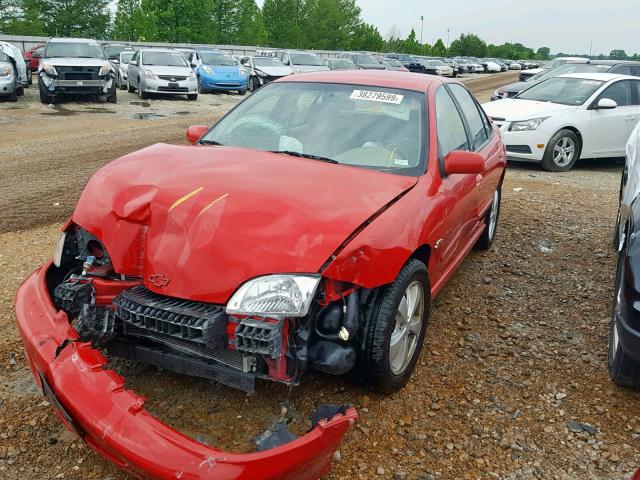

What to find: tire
left=38, top=78, right=53, bottom=104
left=139, top=85, right=149, bottom=100
left=358, top=259, right=430, bottom=393
left=16, top=86, right=24, bottom=96
left=106, top=86, right=117, bottom=104
left=127, top=81, right=135, bottom=93
left=476, top=185, right=502, bottom=250
left=187, top=93, right=198, bottom=101
left=238, top=88, right=247, bottom=96
left=8, top=90, right=18, bottom=102
left=248, top=77, right=260, bottom=92
left=540, top=129, right=581, bottom=172
left=198, top=78, right=207, bottom=94
left=608, top=251, right=640, bottom=388
left=119, top=80, right=127, bottom=91
left=27, top=71, right=33, bottom=85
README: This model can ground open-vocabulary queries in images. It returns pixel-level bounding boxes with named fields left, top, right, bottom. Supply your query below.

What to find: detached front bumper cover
left=15, top=263, right=357, bottom=480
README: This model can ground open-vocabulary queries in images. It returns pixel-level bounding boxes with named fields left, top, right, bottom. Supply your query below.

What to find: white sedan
left=483, top=73, right=640, bottom=171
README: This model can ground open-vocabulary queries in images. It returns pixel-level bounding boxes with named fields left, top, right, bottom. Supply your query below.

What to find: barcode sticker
left=350, top=90, right=404, bottom=104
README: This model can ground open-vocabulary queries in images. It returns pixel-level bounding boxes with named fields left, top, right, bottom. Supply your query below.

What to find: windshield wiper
left=199, top=139, right=223, bottom=145
left=270, top=150, right=339, bottom=164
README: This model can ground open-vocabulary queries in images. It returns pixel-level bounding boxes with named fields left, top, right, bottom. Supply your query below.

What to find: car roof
left=277, top=70, right=450, bottom=92
left=557, top=72, right=638, bottom=81
left=588, top=60, right=640, bottom=66
left=48, top=38, right=98, bottom=44
left=141, top=48, right=176, bottom=53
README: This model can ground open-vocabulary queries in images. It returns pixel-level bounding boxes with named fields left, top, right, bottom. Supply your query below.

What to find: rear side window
left=632, top=66, right=640, bottom=78
left=632, top=80, right=640, bottom=104
left=610, top=65, right=632, bottom=75
left=448, top=84, right=489, bottom=149
left=435, top=87, right=469, bottom=161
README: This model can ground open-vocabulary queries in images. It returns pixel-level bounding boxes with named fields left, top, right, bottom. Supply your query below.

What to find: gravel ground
left=3, top=71, right=638, bottom=480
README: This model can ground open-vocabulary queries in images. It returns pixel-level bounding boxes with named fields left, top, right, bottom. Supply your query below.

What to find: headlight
left=0, top=65, right=11, bottom=77
left=509, top=117, right=549, bottom=131
left=53, top=232, right=66, bottom=267
left=256, top=70, right=268, bottom=77
left=143, top=68, right=155, bottom=79
left=226, top=275, right=321, bottom=317
left=99, top=64, right=113, bottom=76
left=201, top=66, right=214, bottom=75
left=42, top=63, right=58, bottom=77
left=189, top=71, right=196, bottom=78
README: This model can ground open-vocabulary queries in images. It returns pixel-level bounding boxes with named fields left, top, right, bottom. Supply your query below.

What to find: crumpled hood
left=482, top=98, right=577, bottom=121
left=255, top=65, right=292, bottom=77
left=41, top=56, right=109, bottom=68
left=72, top=144, right=417, bottom=303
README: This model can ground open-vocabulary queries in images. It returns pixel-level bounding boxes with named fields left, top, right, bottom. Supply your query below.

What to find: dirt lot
left=2, top=71, right=639, bottom=480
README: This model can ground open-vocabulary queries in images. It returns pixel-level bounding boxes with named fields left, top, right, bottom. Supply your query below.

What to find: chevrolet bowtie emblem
left=149, top=274, right=170, bottom=287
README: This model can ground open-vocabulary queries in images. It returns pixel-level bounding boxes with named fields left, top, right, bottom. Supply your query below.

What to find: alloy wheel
left=389, top=281, right=424, bottom=375
left=488, top=190, right=500, bottom=239
left=552, top=137, right=576, bottom=167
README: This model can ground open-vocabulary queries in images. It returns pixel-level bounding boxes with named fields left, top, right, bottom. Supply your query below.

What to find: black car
left=491, top=60, right=640, bottom=101
left=386, top=53, right=426, bottom=73
left=610, top=143, right=640, bottom=388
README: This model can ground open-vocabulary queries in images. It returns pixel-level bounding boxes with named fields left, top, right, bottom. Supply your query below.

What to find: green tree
left=449, top=33, right=487, bottom=57
left=536, top=46, right=550, bottom=60
left=431, top=38, right=446, bottom=56
left=37, top=0, right=111, bottom=38
left=233, top=0, right=266, bottom=45
left=302, top=0, right=361, bottom=50
left=401, top=28, right=421, bottom=54
left=1, top=0, right=44, bottom=35
left=350, top=22, right=384, bottom=52
left=609, top=49, right=627, bottom=59
left=262, top=0, right=304, bottom=48
left=139, top=0, right=215, bottom=43
left=114, top=0, right=143, bottom=41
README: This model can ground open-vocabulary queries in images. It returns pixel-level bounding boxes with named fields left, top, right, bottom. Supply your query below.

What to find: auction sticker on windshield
left=350, top=90, right=404, bottom=104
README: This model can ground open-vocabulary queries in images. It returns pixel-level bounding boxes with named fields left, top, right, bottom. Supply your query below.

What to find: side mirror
left=186, top=125, right=209, bottom=144
left=130, top=60, right=137, bottom=66
left=596, top=98, right=617, bottom=110
left=444, top=151, right=485, bottom=175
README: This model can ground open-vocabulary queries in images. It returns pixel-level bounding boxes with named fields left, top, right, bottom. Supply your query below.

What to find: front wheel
left=248, top=77, right=260, bottom=92
left=476, top=185, right=501, bottom=250
left=127, top=81, right=135, bottom=93
left=187, top=93, right=198, bottom=101
left=38, top=78, right=53, bottom=104
left=238, top=88, right=247, bottom=96
left=541, top=129, right=581, bottom=172
left=358, top=259, right=430, bottom=393
left=106, top=86, right=117, bottom=104
left=608, top=252, right=640, bottom=388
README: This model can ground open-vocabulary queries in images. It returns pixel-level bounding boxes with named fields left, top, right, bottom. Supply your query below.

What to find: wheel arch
left=556, top=125, right=584, bottom=155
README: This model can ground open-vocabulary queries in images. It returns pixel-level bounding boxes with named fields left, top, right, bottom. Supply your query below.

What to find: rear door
left=588, top=80, right=638, bottom=156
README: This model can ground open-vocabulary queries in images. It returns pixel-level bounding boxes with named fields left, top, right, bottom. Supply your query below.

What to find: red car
left=23, top=43, right=44, bottom=83
left=15, top=71, right=505, bottom=479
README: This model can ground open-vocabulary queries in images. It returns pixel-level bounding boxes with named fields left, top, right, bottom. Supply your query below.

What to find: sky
left=257, top=0, right=639, bottom=55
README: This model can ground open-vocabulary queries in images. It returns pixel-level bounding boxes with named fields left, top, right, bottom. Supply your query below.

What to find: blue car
left=186, top=49, right=249, bottom=95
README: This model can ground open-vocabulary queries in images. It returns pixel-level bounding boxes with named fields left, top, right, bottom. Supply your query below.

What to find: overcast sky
left=256, top=0, right=638, bottom=55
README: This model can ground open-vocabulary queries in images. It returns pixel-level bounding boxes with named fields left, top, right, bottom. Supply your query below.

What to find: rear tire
left=127, top=82, right=135, bottom=93
left=541, top=129, right=581, bottom=172
left=608, top=252, right=640, bottom=388
left=476, top=185, right=501, bottom=250
left=358, top=259, right=430, bottom=394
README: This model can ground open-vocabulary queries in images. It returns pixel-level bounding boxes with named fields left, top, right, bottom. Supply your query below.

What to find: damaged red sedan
left=15, top=70, right=505, bottom=479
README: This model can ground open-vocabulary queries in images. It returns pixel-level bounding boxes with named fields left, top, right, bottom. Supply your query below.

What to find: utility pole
left=420, top=16, right=424, bottom=44
left=589, top=41, right=593, bottom=58
left=447, top=28, right=450, bottom=48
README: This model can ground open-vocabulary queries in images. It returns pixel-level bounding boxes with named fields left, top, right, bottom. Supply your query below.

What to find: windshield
left=290, top=53, right=324, bottom=66
left=355, top=54, right=379, bottom=65
left=428, top=60, right=446, bottom=66
left=331, top=59, right=357, bottom=69
left=104, top=45, right=130, bottom=58
left=121, top=52, right=134, bottom=63
left=45, top=42, right=105, bottom=59
left=384, top=59, right=403, bottom=67
left=202, top=82, right=426, bottom=176
left=143, top=51, right=188, bottom=67
left=253, top=57, right=282, bottom=67
left=531, top=63, right=612, bottom=82
left=201, top=52, right=236, bottom=66
left=516, top=77, right=604, bottom=105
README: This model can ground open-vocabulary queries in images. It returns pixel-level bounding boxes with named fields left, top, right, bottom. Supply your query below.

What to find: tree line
left=0, top=0, right=637, bottom=60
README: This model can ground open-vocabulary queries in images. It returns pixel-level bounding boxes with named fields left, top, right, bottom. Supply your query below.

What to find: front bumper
left=493, top=123, right=549, bottom=162
left=200, top=74, right=248, bottom=91
left=141, top=77, right=197, bottom=95
left=0, top=74, right=16, bottom=95
left=42, top=74, right=113, bottom=95
left=14, top=263, right=357, bottom=480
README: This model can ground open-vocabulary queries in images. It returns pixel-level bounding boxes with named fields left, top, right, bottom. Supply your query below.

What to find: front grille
left=114, top=286, right=228, bottom=349
left=158, top=86, right=189, bottom=92
left=56, top=66, right=99, bottom=81
left=157, top=75, right=187, bottom=81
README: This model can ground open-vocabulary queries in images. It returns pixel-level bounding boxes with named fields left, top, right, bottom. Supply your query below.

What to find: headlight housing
left=42, top=63, right=58, bottom=77
left=0, top=65, right=12, bottom=77
left=226, top=275, right=321, bottom=317
left=201, top=66, right=214, bottom=75
left=255, top=69, right=268, bottom=77
left=99, top=64, right=113, bottom=76
left=189, top=71, right=196, bottom=78
left=509, top=117, right=549, bottom=131
left=143, top=68, right=155, bottom=79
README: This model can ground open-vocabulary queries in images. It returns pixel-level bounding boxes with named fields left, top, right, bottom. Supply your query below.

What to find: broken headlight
left=226, top=275, right=321, bottom=317
left=99, top=64, right=113, bottom=76
left=41, top=63, right=58, bottom=77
